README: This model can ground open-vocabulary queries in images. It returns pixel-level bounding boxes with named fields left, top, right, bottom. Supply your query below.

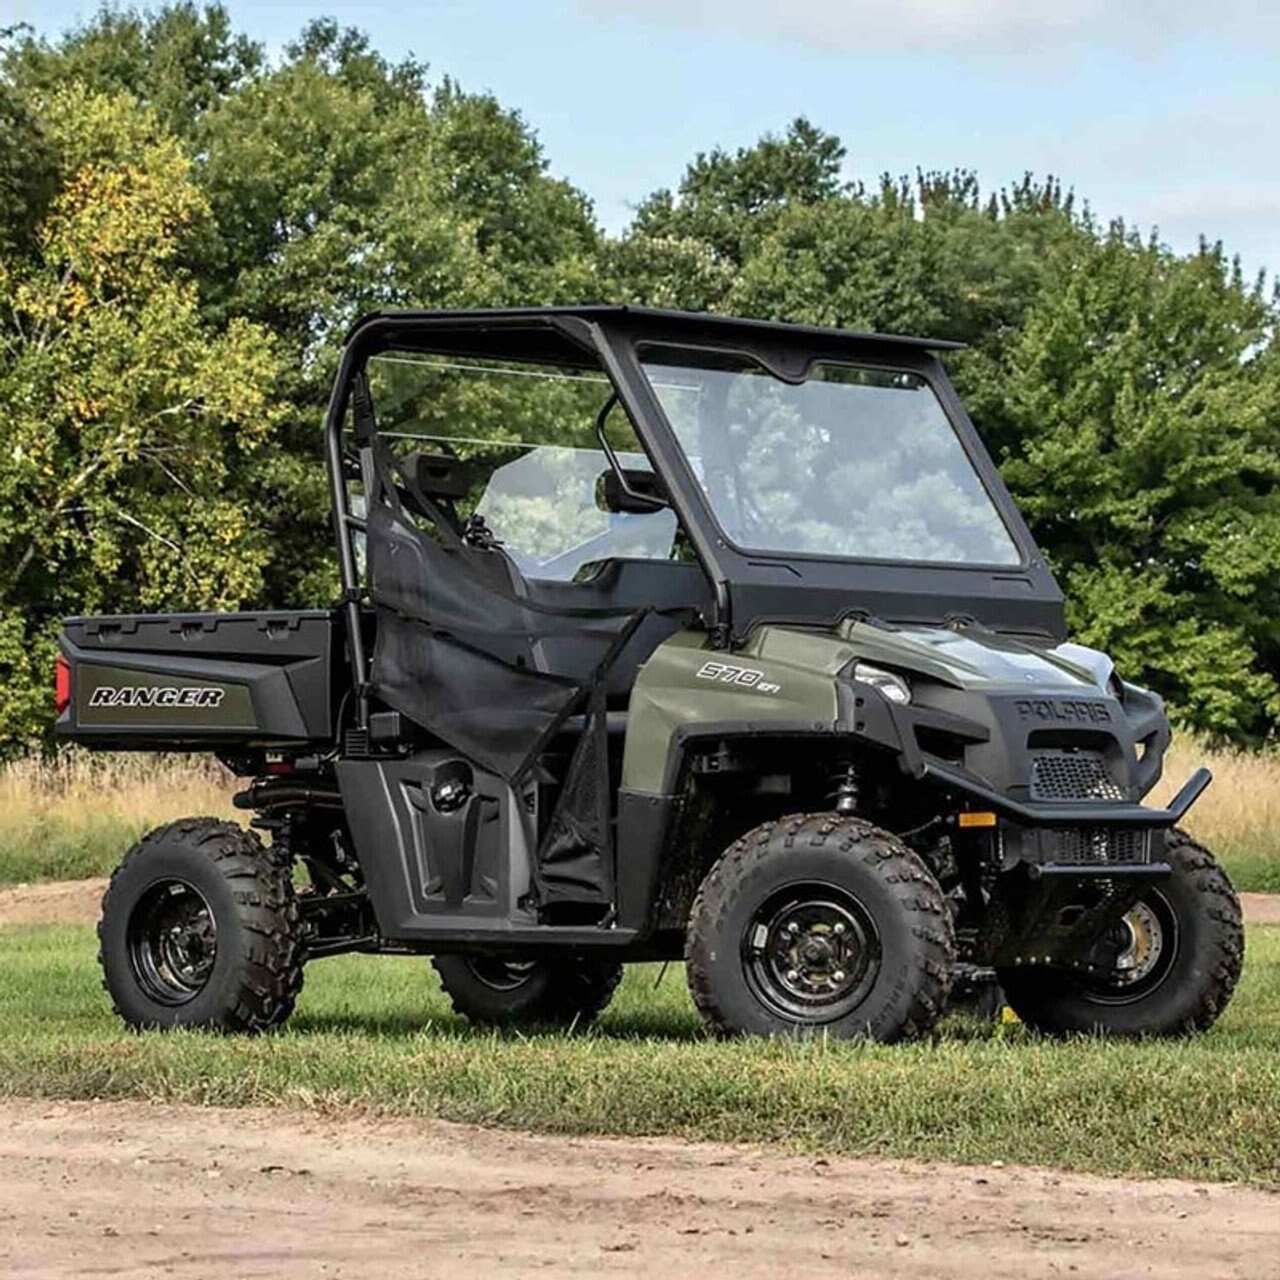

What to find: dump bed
left=57, top=611, right=339, bottom=750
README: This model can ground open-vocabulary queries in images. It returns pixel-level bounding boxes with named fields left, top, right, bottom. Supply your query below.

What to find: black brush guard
left=922, top=761, right=1211, bottom=969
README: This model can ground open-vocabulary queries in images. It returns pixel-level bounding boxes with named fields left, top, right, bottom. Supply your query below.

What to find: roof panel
left=345, top=305, right=964, bottom=353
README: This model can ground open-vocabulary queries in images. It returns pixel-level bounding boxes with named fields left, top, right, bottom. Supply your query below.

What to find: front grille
left=1045, top=827, right=1152, bottom=866
left=1029, top=750, right=1125, bottom=802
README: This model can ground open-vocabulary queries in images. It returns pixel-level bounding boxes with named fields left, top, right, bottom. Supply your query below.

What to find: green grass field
left=2, top=921, right=1277, bottom=1185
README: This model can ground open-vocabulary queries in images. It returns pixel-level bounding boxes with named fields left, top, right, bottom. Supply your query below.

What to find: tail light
left=54, top=655, right=72, bottom=715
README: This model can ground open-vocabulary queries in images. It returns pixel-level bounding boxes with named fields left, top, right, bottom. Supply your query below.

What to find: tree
left=997, top=230, right=1280, bottom=738
left=430, top=80, right=601, bottom=305
left=0, top=86, right=282, bottom=743
left=5, top=10, right=1279, bottom=744
left=184, top=25, right=511, bottom=602
left=607, top=118, right=845, bottom=312
left=5, top=11, right=612, bottom=610
left=3, top=3, right=261, bottom=135
left=630, top=118, right=846, bottom=266
left=0, top=77, right=58, bottom=264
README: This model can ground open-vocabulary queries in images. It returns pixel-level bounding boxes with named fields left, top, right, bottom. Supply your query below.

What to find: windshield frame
left=633, top=343, right=1029, bottom=574
left=327, top=309, right=1064, bottom=651
left=589, top=317, right=1062, bottom=641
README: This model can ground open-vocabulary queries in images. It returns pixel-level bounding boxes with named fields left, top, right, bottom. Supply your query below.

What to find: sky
left=7, top=0, right=1280, bottom=283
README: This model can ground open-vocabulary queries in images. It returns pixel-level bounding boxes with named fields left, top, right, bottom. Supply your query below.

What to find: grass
left=0, top=752, right=236, bottom=885
left=2, top=740, right=1274, bottom=1187
left=3, top=740, right=1277, bottom=890
left=1152, top=740, right=1280, bottom=892
left=1, top=921, right=1278, bottom=1185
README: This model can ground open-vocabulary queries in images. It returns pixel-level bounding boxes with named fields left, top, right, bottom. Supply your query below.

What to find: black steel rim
left=127, top=879, right=218, bottom=1006
left=465, top=957, right=540, bottom=992
left=742, top=881, right=883, bottom=1024
left=1080, top=890, right=1179, bottom=1005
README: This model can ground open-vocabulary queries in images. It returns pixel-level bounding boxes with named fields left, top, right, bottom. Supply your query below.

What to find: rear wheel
left=998, top=829, right=1243, bottom=1037
left=432, top=954, right=622, bottom=1029
left=685, top=814, right=954, bottom=1041
left=98, top=818, right=303, bottom=1033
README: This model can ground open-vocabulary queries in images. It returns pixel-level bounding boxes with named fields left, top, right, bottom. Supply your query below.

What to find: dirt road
left=2, top=1098, right=1277, bottom=1280
left=0, top=878, right=106, bottom=928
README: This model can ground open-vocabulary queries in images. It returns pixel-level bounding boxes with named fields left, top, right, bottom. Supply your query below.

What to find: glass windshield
left=360, top=352, right=679, bottom=582
left=641, top=354, right=1021, bottom=567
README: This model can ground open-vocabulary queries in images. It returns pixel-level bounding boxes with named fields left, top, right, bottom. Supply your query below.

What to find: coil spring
left=830, top=762, right=859, bottom=816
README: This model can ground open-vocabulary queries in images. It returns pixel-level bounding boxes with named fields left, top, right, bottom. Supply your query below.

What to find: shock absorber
left=831, top=761, right=860, bottom=816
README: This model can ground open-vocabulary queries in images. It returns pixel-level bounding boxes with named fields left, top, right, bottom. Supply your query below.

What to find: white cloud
left=581, top=0, right=1280, bottom=57
left=1131, top=184, right=1280, bottom=266
left=1054, top=98, right=1280, bottom=272
left=1138, top=184, right=1280, bottom=226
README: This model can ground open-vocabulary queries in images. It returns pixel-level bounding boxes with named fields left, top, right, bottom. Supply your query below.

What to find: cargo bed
left=57, top=611, right=340, bottom=749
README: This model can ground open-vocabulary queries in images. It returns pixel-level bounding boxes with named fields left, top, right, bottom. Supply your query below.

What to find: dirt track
left=2, top=1098, right=1278, bottom=1280
left=0, top=878, right=107, bottom=928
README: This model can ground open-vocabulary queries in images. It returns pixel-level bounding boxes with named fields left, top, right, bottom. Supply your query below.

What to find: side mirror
left=597, top=468, right=669, bottom=515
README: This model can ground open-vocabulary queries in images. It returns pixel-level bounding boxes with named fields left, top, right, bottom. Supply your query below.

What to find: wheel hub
left=127, top=879, right=218, bottom=1006
left=744, top=886, right=882, bottom=1024
left=1110, top=901, right=1164, bottom=986
left=1080, top=891, right=1179, bottom=1006
left=465, top=957, right=539, bottom=992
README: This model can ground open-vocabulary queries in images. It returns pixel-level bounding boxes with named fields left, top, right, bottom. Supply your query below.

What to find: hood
left=837, top=621, right=1113, bottom=696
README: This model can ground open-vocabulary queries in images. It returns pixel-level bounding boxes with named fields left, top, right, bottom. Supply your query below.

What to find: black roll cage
left=324, top=307, right=1067, bottom=731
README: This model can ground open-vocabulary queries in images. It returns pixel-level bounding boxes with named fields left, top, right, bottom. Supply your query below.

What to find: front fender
left=622, top=628, right=857, bottom=795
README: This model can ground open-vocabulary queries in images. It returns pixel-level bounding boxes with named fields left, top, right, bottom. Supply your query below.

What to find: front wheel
left=998, top=829, right=1244, bottom=1038
left=685, top=815, right=955, bottom=1041
left=432, top=954, right=623, bottom=1029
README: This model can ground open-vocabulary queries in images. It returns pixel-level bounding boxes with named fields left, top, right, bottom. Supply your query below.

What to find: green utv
left=57, top=307, right=1244, bottom=1041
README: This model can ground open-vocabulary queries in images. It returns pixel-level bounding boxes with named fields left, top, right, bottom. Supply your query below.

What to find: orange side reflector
left=957, top=811, right=997, bottom=828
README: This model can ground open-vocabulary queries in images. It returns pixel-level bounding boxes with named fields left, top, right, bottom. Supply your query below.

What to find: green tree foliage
left=184, top=23, right=490, bottom=601
left=2, top=12, right=1278, bottom=744
left=0, top=78, right=59, bottom=263
left=3, top=4, right=262, bottom=134
left=0, top=84, right=282, bottom=741
left=606, top=118, right=843, bottom=308
left=5, top=11, right=604, bottom=608
left=998, top=231, right=1280, bottom=737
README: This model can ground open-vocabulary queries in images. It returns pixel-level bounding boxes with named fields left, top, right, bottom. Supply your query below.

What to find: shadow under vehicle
left=57, top=307, right=1244, bottom=1040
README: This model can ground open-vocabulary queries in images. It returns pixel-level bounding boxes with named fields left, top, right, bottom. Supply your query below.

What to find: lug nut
left=833, top=922, right=846, bottom=935
left=786, top=969, right=799, bottom=982
left=832, top=969, right=846, bottom=982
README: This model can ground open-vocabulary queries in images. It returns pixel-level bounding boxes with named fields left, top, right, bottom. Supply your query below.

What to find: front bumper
left=920, top=759, right=1211, bottom=829
left=925, top=759, right=1209, bottom=969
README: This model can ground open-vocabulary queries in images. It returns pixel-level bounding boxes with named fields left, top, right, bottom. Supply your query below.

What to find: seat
left=517, top=558, right=713, bottom=696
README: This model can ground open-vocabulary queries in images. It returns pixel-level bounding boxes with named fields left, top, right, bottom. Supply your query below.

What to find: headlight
left=851, top=661, right=911, bottom=706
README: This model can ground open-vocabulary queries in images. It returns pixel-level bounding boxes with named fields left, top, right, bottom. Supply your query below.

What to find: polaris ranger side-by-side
left=57, top=307, right=1244, bottom=1040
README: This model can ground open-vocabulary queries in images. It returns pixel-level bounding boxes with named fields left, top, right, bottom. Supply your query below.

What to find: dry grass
left=1153, top=740, right=1280, bottom=891
left=0, top=752, right=236, bottom=829
left=0, top=752, right=237, bottom=885
left=0, top=740, right=1276, bottom=890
